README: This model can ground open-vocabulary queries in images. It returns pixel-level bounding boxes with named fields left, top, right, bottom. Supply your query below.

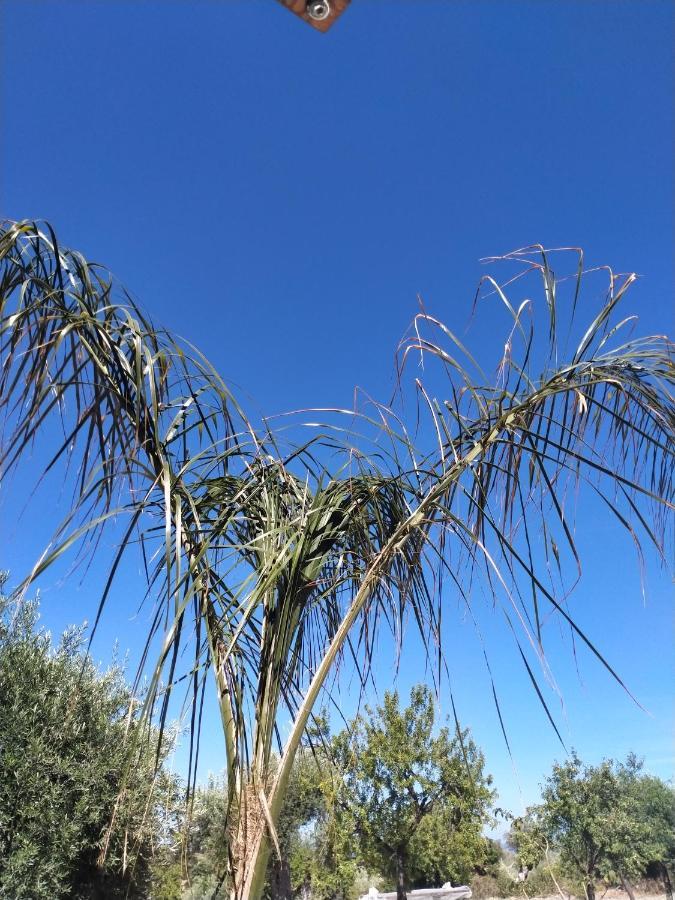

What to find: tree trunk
left=585, top=880, right=596, bottom=900
left=272, top=856, right=293, bottom=900
left=620, top=873, right=636, bottom=900
left=396, top=848, right=407, bottom=900
left=659, top=863, right=673, bottom=900
left=228, top=782, right=269, bottom=900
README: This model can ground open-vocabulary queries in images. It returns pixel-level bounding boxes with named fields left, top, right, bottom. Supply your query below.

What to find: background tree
left=601, top=759, right=675, bottom=900
left=270, top=743, right=360, bottom=900
left=634, top=776, right=675, bottom=900
left=535, top=752, right=675, bottom=900
left=337, top=685, right=494, bottom=900
left=2, top=221, right=673, bottom=900
left=300, top=788, right=362, bottom=900
left=0, top=575, right=181, bottom=899
left=408, top=801, right=495, bottom=889
left=265, top=747, right=327, bottom=900
left=507, top=810, right=547, bottom=872
left=181, top=774, right=232, bottom=897
left=537, top=752, right=617, bottom=900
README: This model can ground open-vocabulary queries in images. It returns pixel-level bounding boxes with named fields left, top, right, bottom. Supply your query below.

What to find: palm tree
left=1, top=220, right=672, bottom=899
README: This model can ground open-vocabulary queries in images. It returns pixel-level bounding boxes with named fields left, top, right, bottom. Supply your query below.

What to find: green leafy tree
left=307, top=806, right=362, bottom=900
left=337, top=685, right=494, bottom=900
left=0, top=577, right=181, bottom=899
left=538, top=753, right=618, bottom=900
left=601, top=760, right=675, bottom=900
left=266, top=748, right=326, bottom=899
left=409, top=803, right=494, bottom=888
left=507, top=810, right=547, bottom=871
left=506, top=808, right=565, bottom=899
left=148, top=852, right=184, bottom=900
left=266, top=721, right=361, bottom=900
left=292, top=738, right=367, bottom=900
left=636, top=776, right=675, bottom=900
left=1, top=222, right=673, bottom=900
left=536, top=752, right=675, bottom=900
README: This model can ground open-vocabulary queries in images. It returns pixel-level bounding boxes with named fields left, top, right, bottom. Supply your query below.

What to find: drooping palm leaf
left=0, top=219, right=257, bottom=773
left=239, top=248, right=673, bottom=899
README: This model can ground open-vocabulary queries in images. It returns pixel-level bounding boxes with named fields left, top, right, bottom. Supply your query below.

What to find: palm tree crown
left=1, top=221, right=672, bottom=898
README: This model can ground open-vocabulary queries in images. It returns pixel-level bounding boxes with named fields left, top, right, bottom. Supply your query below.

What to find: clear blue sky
left=2, top=0, right=673, bottom=823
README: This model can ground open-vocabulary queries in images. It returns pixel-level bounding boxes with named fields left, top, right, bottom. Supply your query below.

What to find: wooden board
left=275, top=0, right=351, bottom=33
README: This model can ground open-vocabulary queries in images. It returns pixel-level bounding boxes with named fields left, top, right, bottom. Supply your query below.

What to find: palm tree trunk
left=228, top=781, right=268, bottom=900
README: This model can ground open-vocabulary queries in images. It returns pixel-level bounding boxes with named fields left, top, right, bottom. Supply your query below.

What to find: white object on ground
left=360, top=885, right=472, bottom=900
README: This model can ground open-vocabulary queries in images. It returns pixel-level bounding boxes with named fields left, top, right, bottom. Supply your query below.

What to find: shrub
left=0, top=579, right=180, bottom=899
left=470, top=873, right=504, bottom=899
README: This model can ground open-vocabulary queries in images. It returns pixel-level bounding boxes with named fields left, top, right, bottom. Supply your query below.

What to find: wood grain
left=275, top=0, right=351, bottom=33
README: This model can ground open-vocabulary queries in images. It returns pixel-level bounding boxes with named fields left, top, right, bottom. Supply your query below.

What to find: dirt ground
left=501, top=894, right=664, bottom=900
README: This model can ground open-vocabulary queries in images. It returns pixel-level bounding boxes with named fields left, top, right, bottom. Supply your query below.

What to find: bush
left=470, top=864, right=552, bottom=900
left=520, top=864, right=558, bottom=897
left=470, top=873, right=504, bottom=899
left=148, top=855, right=184, bottom=900
left=0, top=579, right=180, bottom=899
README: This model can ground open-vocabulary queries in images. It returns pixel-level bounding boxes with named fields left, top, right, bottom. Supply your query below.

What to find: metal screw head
left=306, top=0, right=331, bottom=21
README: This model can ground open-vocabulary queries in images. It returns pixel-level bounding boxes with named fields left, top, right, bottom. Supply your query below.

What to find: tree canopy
left=335, top=685, right=494, bottom=900
left=0, top=575, right=181, bottom=899
left=512, top=752, right=675, bottom=900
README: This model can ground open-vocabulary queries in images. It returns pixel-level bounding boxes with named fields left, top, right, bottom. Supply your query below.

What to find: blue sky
left=1, top=0, right=673, bottom=822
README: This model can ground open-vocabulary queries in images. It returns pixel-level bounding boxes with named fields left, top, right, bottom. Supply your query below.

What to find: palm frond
left=0, top=219, right=256, bottom=764
left=395, top=247, right=673, bottom=728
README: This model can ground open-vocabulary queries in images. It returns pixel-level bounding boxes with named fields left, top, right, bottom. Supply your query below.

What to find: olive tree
left=0, top=576, right=180, bottom=898
left=524, top=752, right=674, bottom=900
left=335, top=686, right=494, bottom=899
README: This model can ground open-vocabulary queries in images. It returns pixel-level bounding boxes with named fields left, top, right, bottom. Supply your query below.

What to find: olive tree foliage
left=514, top=752, right=675, bottom=900
left=1, top=220, right=674, bottom=900
left=336, top=686, right=494, bottom=900
left=507, top=812, right=548, bottom=872
left=601, top=761, right=675, bottom=900
left=0, top=575, right=181, bottom=899
left=179, top=774, right=232, bottom=898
